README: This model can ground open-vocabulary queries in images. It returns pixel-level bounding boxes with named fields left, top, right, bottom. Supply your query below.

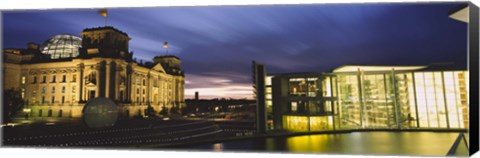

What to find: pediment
left=151, top=63, right=166, bottom=73
left=86, top=82, right=96, bottom=87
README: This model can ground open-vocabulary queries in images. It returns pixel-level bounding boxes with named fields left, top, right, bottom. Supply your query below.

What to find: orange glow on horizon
left=185, top=86, right=253, bottom=99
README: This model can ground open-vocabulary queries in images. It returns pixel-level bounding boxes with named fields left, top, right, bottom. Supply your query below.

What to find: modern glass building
left=263, top=64, right=469, bottom=132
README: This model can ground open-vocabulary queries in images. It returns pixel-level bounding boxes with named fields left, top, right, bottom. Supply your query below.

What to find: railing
left=446, top=132, right=469, bottom=156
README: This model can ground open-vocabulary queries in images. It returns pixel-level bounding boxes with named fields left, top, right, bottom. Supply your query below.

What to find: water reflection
left=213, top=143, right=223, bottom=151
left=180, top=132, right=463, bottom=156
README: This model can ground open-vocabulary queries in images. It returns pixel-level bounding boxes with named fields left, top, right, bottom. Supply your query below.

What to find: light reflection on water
left=183, top=132, right=463, bottom=156
left=213, top=143, right=224, bottom=151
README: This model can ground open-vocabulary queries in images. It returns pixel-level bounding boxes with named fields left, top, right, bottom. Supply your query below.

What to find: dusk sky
left=2, top=3, right=468, bottom=99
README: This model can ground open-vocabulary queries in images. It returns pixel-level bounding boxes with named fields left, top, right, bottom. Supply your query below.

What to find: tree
left=146, top=105, right=156, bottom=117
left=169, top=106, right=180, bottom=115
left=159, top=106, right=168, bottom=115
left=3, top=88, right=24, bottom=123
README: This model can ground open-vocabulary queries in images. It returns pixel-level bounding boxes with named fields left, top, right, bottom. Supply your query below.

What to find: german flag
left=164, top=42, right=168, bottom=49
left=99, top=9, right=107, bottom=17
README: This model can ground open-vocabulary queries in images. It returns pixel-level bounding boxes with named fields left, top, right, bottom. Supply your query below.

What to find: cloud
left=2, top=3, right=468, bottom=99
left=184, top=74, right=253, bottom=99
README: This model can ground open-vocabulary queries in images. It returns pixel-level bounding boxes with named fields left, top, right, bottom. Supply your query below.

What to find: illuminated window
left=455, top=71, right=469, bottom=128
left=322, top=77, right=332, bottom=97
left=265, top=76, right=273, bottom=86
left=72, top=95, right=76, bottom=103
left=331, top=77, right=337, bottom=97
left=289, top=78, right=307, bottom=96
left=266, top=87, right=272, bottom=93
left=21, top=88, right=25, bottom=99
left=395, top=73, right=417, bottom=128
left=72, top=86, right=76, bottom=93
left=266, top=94, right=272, bottom=100
left=282, top=116, right=334, bottom=131
left=291, top=102, right=298, bottom=112
left=359, top=73, right=395, bottom=128
left=72, top=74, right=77, bottom=82
left=444, top=71, right=460, bottom=128
left=337, top=74, right=363, bottom=128
left=414, top=72, right=428, bottom=127
left=21, top=76, right=26, bottom=84
left=266, top=100, right=272, bottom=106
left=324, top=101, right=332, bottom=113
left=307, top=78, right=318, bottom=97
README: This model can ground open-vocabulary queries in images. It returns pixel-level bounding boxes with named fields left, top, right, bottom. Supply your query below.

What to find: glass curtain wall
left=361, top=73, right=396, bottom=128
left=265, top=76, right=273, bottom=130
left=282, top=77, right=335, bottom=132
left=395, top=73, right=418, bottom=128
left=337, top=74, right=361, bottom=128
left=414, top=71, right=468, bottom=129
left=336, top=70, right=469, bottom=130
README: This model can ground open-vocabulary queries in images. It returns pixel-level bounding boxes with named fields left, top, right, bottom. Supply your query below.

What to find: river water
left=178, top=131, right=467, bottom=156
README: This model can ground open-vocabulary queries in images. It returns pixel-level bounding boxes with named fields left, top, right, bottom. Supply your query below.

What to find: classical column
left=126, top=65, right=132, bottom=103
left=147, top=72, right=151, bottom=105
left=131, top=72, right=135, bottom=103
left=105, top=61, right=111, bottom=98
left=78, top=64, right=84, bottom=102
left=96, top=63, right=101, bottom=98
left=108, top=61, right=117, bottom=100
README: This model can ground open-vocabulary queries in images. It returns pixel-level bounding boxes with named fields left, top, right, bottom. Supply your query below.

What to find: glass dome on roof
left=41, top=34, right=82, bottom=59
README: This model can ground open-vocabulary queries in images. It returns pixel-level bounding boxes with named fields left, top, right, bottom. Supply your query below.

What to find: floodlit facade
left=263, top=64, right=469, bottom=131
left=3, top=26, right=185, bottom=120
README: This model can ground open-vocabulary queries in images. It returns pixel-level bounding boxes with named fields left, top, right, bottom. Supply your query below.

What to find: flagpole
left=99, top=9, right=108, bottom=26
left=164, top=42, right=169, bottom=55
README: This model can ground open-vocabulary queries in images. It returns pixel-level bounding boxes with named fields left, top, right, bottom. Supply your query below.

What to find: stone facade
left=3, top=26, right=185, bottom=119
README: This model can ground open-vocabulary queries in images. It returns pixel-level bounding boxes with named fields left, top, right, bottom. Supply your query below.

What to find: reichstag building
left=3, top=26, right=185, bottom=120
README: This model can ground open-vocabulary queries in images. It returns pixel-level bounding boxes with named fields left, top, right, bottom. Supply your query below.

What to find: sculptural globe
left=83, top=98, right=118, bottom=128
